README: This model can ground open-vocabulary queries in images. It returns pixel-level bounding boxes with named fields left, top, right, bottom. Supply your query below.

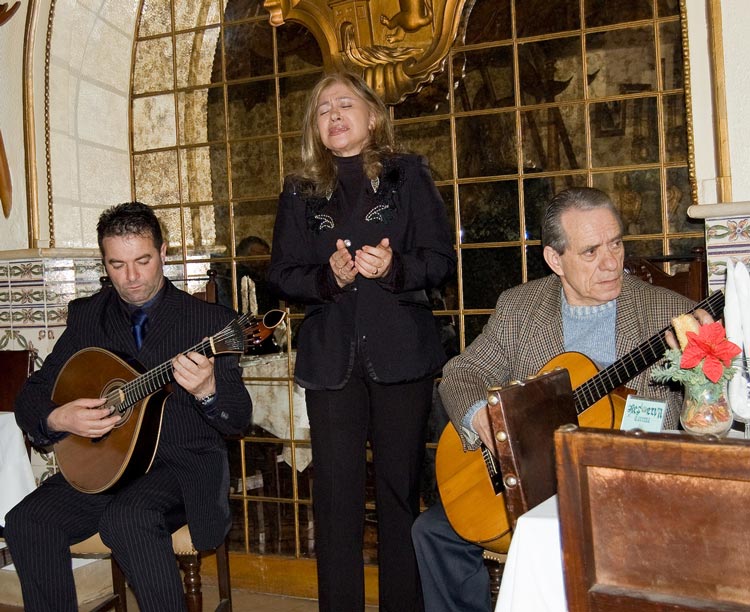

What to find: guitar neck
left=118, top=338, right=216, bottom=408
left=573, top=290, right=725, bottom=414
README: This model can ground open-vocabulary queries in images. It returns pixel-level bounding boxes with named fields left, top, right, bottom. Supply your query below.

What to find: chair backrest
left=487, top=368, right=576, bottom=529
left=624, top=246, right=707, bottom=302
left=555, top=426, right=750, bottom=612
left=0, top=349, right=36, bottom=411
left=191, top=269, right=218, bottom=304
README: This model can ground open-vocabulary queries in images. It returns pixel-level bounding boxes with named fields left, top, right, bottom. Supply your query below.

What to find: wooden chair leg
left=215, top=538, right=232, bottom=612
left=483, top=554, right=506, bottom=608
left=111, top=555, right=128, bottom=612
left=178, top=553, right=202, bottom=612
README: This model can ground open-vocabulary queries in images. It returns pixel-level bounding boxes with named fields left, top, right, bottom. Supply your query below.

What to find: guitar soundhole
left=102, top=379, right=133, bottom=429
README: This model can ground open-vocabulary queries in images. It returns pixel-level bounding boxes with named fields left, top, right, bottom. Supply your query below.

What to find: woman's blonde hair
left=298, top=71, right=396, bottom=196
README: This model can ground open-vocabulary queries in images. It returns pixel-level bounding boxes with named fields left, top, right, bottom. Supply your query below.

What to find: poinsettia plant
left=651, top=321, right=741, bottom=394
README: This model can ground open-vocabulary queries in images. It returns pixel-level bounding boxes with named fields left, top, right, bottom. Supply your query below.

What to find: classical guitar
left=435, top=290, right=725, bottom=553
left=53, top=309, right=286, bottom=494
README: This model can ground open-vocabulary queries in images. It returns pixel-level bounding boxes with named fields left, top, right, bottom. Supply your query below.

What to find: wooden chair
left=69, top=274, right=233, bottom=612
left=0, top=349, right=37, bottom=412
left=555, top=426, right=750, bottom=612
left=624, top=246, right=707, bottom=301
left=481, top=368, right=577, bottom=601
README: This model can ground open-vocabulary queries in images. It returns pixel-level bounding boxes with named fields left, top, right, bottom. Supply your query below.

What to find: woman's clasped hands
left=330, top=237, right=393, bottom=287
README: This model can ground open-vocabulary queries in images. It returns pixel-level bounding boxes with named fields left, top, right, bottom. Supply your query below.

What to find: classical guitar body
left=540, top=352, right=628, bottom=430
left=435, top=352, right=623, bottom=554
left=50, top=309, right=287, bottom=494
left=435, top=424, right=513, bottom=553
left=52, top=348, right=168, bottom=494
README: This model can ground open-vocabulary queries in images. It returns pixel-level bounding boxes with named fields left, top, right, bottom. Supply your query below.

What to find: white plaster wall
left=721, top=0, right=750, bottom=202
left=686, top=0, right=750, bottom=205
left=47, top=0, right=139, bottom=247
left=0, top=2, right=32, bottom=250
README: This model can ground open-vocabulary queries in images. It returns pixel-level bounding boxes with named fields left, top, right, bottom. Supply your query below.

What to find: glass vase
left=680, top=382, right=733, bottom=436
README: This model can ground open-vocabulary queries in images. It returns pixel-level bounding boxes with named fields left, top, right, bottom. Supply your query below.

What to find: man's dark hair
left=541, top=187, right=623, bottom=254
left=97, top=201, right=164, bottom=253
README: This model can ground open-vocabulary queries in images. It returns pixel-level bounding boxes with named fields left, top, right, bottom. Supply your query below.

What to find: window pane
left=453, top=46, right=515, bottom=113
left=224, top=21, right=275, bottom=81
left=592, top=169, right=662, bottom=235
left=464, top=0, right=511, bottom=45
left=230, top=139, right=280, bottom=198
left=660, top=21, right=684, bottom=90
left=455, top=112, right=517, bottom=178
left=394, top=120, right=452, bottom=180
left=459, top=181, right=520, bottom=244
left=516, top=0, right=579, bottom=37
left=276, top=24, right=323, bottom=71
left=521, top=105, right=586, bottom=171
left=461, top=247, right=522, bottom=309
left=175, top=28, right=221, bottom=89
left=586, top=0, right=653, bottom=28
left=663, top=96, right=687, bottom=165
left=393, top=69, right=451, bottom=119
left=519, top=37, right=583, bottom=103
left=522, top=175, right=559, bottom=241
left=666, top=167, right=700, bottom=234
left=587, top=28, right=657, bottom=98
left=227, top=79, right=277, bottom=139
left=279, top=73, right=320, bottom=133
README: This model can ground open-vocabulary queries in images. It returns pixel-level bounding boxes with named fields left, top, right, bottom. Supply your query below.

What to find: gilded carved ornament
left=263, top=0, right=469, bottom=104
left=0, top=2, right=22, bottom=218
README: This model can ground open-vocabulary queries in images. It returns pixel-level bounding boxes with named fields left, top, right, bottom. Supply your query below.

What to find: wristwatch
left=195, top=392, right=217, bottom=407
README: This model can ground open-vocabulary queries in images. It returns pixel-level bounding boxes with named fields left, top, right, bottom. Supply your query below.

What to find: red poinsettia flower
left=680, top=321, right=742, bottom=383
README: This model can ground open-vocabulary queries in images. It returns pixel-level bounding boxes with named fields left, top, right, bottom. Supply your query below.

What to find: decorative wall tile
left=9, top=260, right=44, bottom=281
left=704, top=216, right=750, bottom=291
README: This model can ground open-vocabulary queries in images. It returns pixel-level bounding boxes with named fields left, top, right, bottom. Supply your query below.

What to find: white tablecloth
left=0, top=412, right=35, bottom=526
left=241, top=353, right=311, bottom=471
left=496, top=495, right=567, bottom=612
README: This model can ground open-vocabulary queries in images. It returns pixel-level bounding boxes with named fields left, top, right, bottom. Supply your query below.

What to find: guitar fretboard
left=573, top=290, right=725, bottom=414
left=106, top=315, right=254, bottom=412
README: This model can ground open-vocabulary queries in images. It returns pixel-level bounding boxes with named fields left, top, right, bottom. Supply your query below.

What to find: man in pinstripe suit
left=412, top=187, right=711, bottom=612
left=5, top=202, right=252, bottom=612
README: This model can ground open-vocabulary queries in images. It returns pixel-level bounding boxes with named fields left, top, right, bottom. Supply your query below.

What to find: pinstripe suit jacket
left=439, top=273, right=695, bottom=449
left=14, top=279, right=252, bottom=549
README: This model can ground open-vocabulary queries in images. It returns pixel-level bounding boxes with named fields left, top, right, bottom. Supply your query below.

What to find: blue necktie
left=131, top=308, right=148, bottom=350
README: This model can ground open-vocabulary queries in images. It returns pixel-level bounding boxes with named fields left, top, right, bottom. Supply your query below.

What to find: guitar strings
left=104, top=315, right=261, bottom=410
left=574, top=290, right=724, bottom=413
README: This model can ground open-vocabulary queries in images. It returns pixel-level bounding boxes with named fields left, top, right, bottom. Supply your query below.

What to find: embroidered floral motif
left=305, top=193, right=337, bottom=233
left=314, top=213, right=335, bottom=231
left=302, top=157, right=406, bottom=233
left=363, top=159, right=403, bottom=225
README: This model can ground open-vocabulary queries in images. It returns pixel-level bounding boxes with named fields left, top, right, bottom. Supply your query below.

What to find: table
left=0, top=412, right=35, bottom=527
left=495, top=495, right=567, bottom=612
left=241, top=352, right=311, bottom=471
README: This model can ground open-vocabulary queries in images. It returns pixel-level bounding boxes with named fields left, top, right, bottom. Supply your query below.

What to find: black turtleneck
left=333, top=154, right=366, bottom=219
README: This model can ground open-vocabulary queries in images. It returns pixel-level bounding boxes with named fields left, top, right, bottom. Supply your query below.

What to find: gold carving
left=0, top=131, right=11, bottom=218
left=0, top=2, right=21, bottom=27
left=264, top=0, right=469, bottom=104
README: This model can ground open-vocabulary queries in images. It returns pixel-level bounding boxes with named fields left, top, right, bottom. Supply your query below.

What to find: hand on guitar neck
left=663, top=308, right=714, bottom=351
